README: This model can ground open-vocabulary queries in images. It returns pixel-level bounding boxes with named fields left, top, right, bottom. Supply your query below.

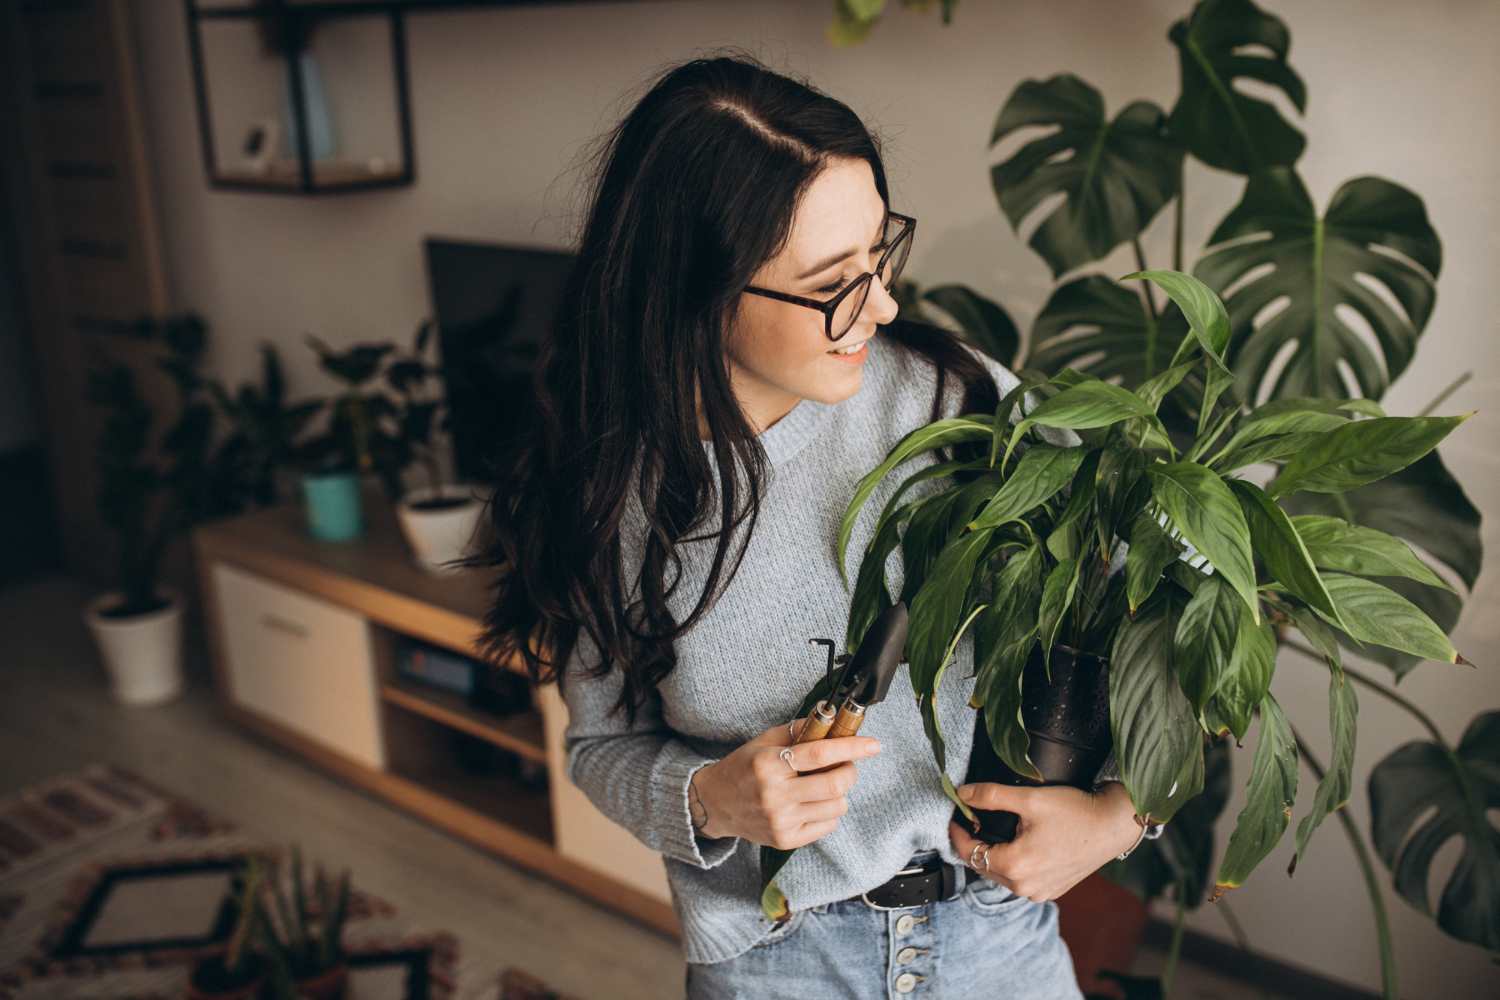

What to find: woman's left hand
left=948, top=781, right=1143, bottom=902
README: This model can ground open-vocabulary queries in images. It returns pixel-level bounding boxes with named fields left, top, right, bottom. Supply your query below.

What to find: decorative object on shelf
left=395, top=635, right=474, bottom=697
left=300, top=466, right=365, bottom=542
left=184, top=0, right=413, bottom=194
left=386, top=321, right=486, bottom=573
left=256, top=845, right=352, bottom=1000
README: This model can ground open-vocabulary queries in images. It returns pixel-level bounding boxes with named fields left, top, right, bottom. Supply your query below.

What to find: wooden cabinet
left=212, top=562, right=384, bottom=771
left=194, top=500, right=675, bottom=935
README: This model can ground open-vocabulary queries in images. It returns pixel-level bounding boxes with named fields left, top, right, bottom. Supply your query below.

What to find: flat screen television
left=423, top=238, right=575, bottom=484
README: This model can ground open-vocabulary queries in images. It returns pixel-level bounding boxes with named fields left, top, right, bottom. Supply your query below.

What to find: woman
left=481, top=56, right=1144, bottom=998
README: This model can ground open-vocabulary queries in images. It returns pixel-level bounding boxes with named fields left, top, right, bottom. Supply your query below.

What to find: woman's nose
left=863, top=277, right=900, bottom=326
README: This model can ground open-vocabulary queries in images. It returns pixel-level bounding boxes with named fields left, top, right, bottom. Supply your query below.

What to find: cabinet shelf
left=379, top=679, right=546, bottom=764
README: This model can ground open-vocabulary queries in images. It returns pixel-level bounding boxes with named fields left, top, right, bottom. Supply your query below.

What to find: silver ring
left=779, top=747, right=797, bottom=772
left=968, top=842, right=990, bottom=872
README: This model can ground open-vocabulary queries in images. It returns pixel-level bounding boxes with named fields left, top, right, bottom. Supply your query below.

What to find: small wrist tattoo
left=689, top=775, right=709, bottom=833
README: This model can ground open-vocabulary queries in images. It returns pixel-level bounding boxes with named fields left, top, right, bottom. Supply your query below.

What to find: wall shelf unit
left=193, top=499, right=675, bottom=934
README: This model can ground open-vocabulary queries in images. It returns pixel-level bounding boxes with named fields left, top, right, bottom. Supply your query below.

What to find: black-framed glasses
left=743, top=212, right=915, bottom=342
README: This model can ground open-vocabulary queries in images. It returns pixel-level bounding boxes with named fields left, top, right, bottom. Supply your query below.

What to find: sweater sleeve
left=562, top=640, right=739, bottom=870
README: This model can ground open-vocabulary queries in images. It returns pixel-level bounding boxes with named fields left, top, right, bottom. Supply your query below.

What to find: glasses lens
left=879, top=224, right=912, bottom=290
left=831, top=276, right=872, bottom=341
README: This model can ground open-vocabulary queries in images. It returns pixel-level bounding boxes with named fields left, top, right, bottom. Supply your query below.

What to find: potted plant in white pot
left=384, top=321, right=485, bottom=574
left=83, top=316, right=221, bottom=706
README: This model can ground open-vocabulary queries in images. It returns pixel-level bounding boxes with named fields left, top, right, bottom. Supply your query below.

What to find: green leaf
left=1051, top=449, right=1101, bottom=534
left=1135, top=360, right=1199, bottom=415
left=1110, top=586, right=1200, bottom=822
left=1285, top=604, right=1343, bottom=681
left=1213, top=693, right=1298, bottom=897
left=1008, top=381, right=1161, bottom=470
left=898, top=490, right=964, bottom=606
left=1291, top=516, right=1453, bottom=592
left=907, top=529, right=998, bottom=695
left=1290, top=674, right=1358, bottom=874
left=1268, top=415, right=1467, bottom=498
left=1167, top=0, right=1306, bottom=175
left=922, top=285, right=1021, bottom=367
left=1331, top=576, right=1463, bottom=680
left=1282, top=449, right=1480, bottom=592
left=1147, top=463, right=1260, bottom=622
left=1096, top=437, right=1149, bottom=553
left=1037, top=557, right=1081, bottom=653
left=827, top=0, right=881, bottom=46
left=1369, top=711, right=1500, bottom=952
left=1027, top=276, right=1187, bottom=390
left=1173, top=575, right=1240, bottom=714
left=1212, top=432, right=1327, bottom=474
left=973, top=547, right=1045, bottom=781
left=990, top=74, right=1182, bottom=277
left=1208, top=410, right=1350, bottom=469
left=1125, top=511, right=1184, bottom=613
left=1120, top=269, right=1231, bottom=365
left=1215, top=614, right=1275, bottom=742
left=838, top=418, right=992, bottom=585
left=846, top=501, right=909, bottom=654
left=969, top=443, right=1086, bottom=530
left=1196, top=168, right=1442, bottom=400
left=1316, top=572, right=1464, bottom=665
left=1226, top=479, right=1339, bottom=622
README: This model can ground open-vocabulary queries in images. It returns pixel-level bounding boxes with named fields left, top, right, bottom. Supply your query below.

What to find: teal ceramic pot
left=301, top=469, right=363, bottom=542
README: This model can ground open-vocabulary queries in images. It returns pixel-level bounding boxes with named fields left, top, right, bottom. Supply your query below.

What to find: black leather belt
left=858, top=856, right=978, bottom=910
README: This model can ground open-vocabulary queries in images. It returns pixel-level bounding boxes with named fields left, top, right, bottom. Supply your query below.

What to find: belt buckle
left=860, top=861, right=949, bottom=911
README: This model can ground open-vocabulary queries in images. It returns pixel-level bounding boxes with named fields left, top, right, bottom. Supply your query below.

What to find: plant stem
left=1282, top=640, right=1448, bottom=748
left=1161, top=877, right=1188, bottom=995
left=1416, top=370, right=1471, bottom=417
left=1173, top=166, right=1185, bottom=273
left=1217, top=901, right=1269, bottom=1000
left=1294, top=733, right=1398, bottom=1000
left=1133, top=239, right=1160, bottom=321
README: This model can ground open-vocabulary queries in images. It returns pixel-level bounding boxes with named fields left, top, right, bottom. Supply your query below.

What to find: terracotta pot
left=185, top=952, right=269, bottom=1000
left=295, top=960, right=349, bottom=1000
left=1055, top=873, right=1150, bottom=998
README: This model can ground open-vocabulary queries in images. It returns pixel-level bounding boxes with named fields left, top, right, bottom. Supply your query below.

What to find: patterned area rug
left=0, top=766, right=457, bottom=1000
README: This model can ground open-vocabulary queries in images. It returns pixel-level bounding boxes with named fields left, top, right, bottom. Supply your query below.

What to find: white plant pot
left=396, top=485, right=486, bottom=574
left=84, top=590, right=185, bottom=706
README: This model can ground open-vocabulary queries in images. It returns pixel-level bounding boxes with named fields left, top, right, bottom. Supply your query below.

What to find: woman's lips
left=827, top=339, right=869, bottom=365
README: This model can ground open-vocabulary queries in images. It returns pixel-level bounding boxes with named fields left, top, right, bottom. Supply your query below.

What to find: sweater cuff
left=655, top=750, right=737, bottom=870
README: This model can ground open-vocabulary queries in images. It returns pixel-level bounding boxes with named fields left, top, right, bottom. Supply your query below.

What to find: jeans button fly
left=895, top=972, right=918, bottom=994
left=896, top=947, right=918, bottom=965
left=895, top=914, right=916, bottom=936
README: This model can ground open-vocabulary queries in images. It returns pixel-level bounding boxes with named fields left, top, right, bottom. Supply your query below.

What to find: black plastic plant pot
left=958, top=643, right=1113, bottom=844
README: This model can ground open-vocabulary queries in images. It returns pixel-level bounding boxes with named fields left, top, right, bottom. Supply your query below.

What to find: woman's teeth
left=831, top=341, right=866, bottom=355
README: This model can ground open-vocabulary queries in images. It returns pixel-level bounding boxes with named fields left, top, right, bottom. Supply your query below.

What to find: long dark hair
left=478, top=56, right=998, bottom=723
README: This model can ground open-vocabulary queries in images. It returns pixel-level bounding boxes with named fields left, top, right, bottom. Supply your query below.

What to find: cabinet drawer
left=212, top=561, right=384, bottom=770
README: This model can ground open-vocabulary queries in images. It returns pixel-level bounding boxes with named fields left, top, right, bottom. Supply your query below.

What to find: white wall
left=127, top=1, right=1500, bottom=995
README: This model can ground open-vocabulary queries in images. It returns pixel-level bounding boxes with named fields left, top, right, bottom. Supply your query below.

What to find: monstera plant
left=849, top=0, right=1492, bottom=992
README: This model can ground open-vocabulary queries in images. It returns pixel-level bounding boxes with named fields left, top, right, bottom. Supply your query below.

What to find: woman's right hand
left=689, top=722, right=881, bottom=849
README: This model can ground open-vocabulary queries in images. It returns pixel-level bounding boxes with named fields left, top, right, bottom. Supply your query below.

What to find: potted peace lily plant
left=781, top=271, right=1470, bottom=918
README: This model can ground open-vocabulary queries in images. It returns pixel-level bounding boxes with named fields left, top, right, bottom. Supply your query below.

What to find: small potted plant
left=385, top=321, right=485, bottom=574
left=299, top=337, right=400, bottom=542
left=83, top=316, right=217, bottom=705
left=256, top=845, right=352, bottom=1000
left=187, top=858, right=269, bottom=1000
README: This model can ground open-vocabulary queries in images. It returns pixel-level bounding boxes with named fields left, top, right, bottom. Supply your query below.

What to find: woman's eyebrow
left=793, top=212, right=889, bottom=281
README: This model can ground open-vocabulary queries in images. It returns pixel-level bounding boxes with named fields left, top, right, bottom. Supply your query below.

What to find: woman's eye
left=818, top=276, right=850, bottom=296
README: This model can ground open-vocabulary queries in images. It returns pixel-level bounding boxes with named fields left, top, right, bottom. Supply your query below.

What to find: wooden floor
left=0, top=575, right=1286, bottom=1000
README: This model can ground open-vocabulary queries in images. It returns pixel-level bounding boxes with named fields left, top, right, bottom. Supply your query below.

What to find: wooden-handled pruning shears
left=794, top=603, right=908, bottom=749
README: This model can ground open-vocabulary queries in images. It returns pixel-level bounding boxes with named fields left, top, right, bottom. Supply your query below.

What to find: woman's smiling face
left=725, top=157, right=899, bottom=434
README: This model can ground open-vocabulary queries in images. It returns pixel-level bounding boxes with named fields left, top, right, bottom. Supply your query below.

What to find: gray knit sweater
left=563, top=336, right=1039, bottom=964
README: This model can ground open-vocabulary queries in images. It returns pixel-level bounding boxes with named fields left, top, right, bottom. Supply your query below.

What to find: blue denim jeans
left=685, top=870, right=1083, bottom=1000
